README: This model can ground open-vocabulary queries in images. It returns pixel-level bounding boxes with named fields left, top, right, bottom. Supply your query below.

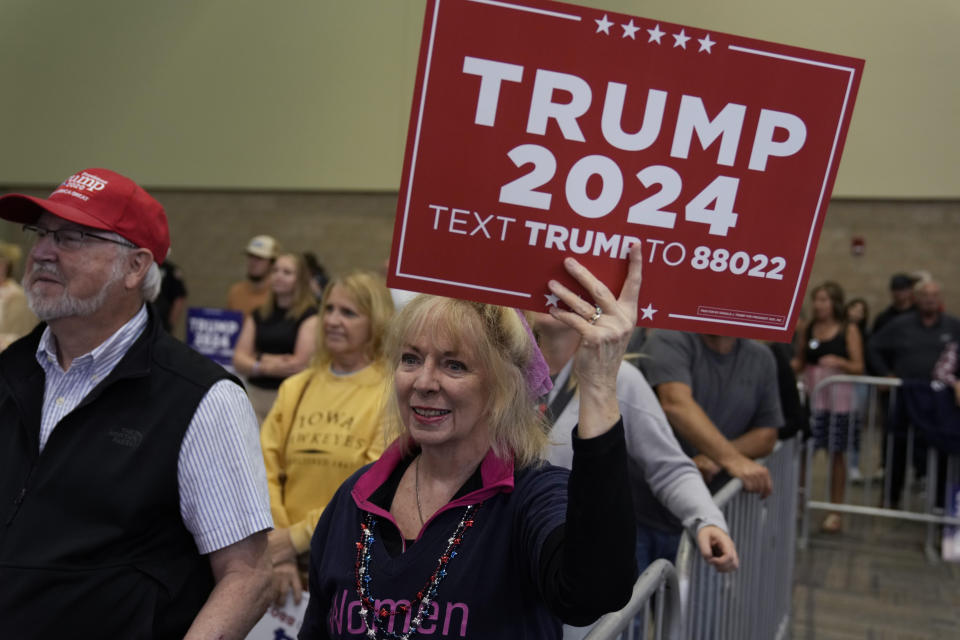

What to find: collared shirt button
left=55, top=397, right=65, bottom=405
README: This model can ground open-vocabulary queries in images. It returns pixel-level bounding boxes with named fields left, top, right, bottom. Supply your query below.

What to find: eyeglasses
left=22, top=224, right=136, bottom=251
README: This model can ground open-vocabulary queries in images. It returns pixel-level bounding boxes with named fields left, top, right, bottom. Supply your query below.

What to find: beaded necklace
left=354, top=503, right=480, bottom=640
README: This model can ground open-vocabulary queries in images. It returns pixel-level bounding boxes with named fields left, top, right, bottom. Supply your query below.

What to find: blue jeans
left=635, top=526, right=682, bottom=573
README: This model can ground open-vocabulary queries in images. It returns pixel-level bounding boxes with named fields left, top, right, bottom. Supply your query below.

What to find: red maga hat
left=0, top=168, right=169, bottom=263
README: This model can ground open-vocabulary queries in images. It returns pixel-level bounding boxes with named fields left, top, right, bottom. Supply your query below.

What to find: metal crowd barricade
left=676, top=436, right=799, bottom=640
left=583, top=559, right=682, bottom=640
left=798, top=375, right=960, bottom=560
left=586, top=437, right=800, bottom=640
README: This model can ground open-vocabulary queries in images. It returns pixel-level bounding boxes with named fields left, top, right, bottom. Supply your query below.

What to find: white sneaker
left=849, top=467, right=863, bottom=483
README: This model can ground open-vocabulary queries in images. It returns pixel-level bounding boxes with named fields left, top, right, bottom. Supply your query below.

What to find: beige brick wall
left=2, top=192, right=957, bottom=338
left=155, top=190, right=400, bottom=310
left=805, top=200, right=960, bottom=330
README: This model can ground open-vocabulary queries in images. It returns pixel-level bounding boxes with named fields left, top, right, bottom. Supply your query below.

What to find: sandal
left=821, top=513, right=842, bottom=533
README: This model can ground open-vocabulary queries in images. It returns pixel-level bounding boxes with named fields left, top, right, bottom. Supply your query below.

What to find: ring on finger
left=589, top=305, right=602, bottom=324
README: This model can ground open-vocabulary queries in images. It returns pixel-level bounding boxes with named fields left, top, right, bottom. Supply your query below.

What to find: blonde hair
left=311, top=270, right=394, bottom=368
left=258, top=253, right=315, bottom=321
left=0, top=242, right=23, bottom=280
left=382, top=295, right=549, bottom=469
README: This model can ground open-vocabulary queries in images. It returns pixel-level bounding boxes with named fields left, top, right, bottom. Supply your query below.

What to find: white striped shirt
left=36, top=305, right=273, bottom=554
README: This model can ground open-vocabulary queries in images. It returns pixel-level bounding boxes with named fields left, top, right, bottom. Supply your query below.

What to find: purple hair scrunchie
left=514, top=309, right=553, bottom=399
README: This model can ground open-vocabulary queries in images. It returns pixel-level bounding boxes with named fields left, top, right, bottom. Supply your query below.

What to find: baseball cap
left=0, top=168, right=169, bottom=263
left=889, top=273, right=916, bottom=291
left=246, top=235, right=278, bottom=259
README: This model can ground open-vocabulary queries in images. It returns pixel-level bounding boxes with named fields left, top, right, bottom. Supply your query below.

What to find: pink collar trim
left=351, top=439, right=515, bottom=525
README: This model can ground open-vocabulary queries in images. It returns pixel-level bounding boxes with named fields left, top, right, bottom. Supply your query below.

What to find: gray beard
left=26, top=261, right=125, bottom=322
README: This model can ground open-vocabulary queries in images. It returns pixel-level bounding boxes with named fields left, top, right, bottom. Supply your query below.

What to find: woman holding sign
left=298, top=246, right=642, bottom=639
left=261, top=271, right=394, bottom=606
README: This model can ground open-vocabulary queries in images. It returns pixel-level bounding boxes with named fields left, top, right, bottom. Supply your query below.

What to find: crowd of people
left=793, top=274, right=960, bottom=522
left=0, top=168, right=956, bottom=638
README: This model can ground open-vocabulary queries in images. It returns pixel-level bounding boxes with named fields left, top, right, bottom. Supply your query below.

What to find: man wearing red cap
left=0, top=169, right=274, bottom=638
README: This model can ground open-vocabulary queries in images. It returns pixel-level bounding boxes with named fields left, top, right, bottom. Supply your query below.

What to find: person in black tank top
left=792, top=281, right=864, bottom=532
left=232, top=253, right=318, bottom=419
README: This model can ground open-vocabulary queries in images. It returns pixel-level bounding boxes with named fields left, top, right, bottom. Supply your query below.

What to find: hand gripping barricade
left=586, top=436, right=800, bottom=640
left=798, top=374, right=960, bottom=561
left=676, top=437, right=799, bottom=640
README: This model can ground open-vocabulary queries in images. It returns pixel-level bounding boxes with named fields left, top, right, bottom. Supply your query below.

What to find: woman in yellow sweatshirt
left=261, top=270, right=394, bottom=605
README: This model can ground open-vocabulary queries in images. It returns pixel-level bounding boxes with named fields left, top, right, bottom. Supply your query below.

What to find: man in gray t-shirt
left=641, top=330, right=784, bottom=496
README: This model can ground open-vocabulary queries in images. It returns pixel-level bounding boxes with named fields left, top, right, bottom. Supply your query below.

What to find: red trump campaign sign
left=387, top=0, right=864, bottom=341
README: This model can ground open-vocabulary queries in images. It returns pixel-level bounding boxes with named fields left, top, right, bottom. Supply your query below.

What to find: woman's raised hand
left=547, top=243, right=643, bottom=437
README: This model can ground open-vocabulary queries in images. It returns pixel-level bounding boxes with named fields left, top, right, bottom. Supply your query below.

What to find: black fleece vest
left=0, top=312, right=238, bottom=639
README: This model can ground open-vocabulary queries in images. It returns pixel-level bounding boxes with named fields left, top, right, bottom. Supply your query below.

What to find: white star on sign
left=621, top=19, right=640, bottom=39
left=647, top=24, right=665, bottom=44
left=672, top=29, right=690, bottom=49
left=595, top=14, right=613, bottom=35
left=640, top=303, right=658, bottom=320
left=544, top=293, right=560, bottom=308
left=698, top=34, right=716, bottom=53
